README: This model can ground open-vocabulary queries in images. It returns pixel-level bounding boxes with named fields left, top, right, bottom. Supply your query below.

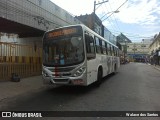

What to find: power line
left=108, top=28, right=154, bottom=38
left=108, top=2, right=121, bottom=32
left=101, top=2, right=120, bottom=32
left=96, top=1, right=119, bottom=34
left=100, top=4, right=117, bottom=32
left=108, top=31, right=154, bottom=42
left=102, top=0, right=128, bottom=22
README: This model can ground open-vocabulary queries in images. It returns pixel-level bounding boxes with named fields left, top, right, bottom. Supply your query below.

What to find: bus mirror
left=71, top=37, right=81, bottom=46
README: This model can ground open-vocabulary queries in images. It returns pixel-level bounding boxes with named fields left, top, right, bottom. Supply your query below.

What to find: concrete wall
left=0, top=0, right=81, bottom=31
left=0, top=0, right=83, bottom=49
left=0, top=34, right=42, bottom=46
left=18, top=37, right=42, bottom=47
left=0, top=35, right=42, bottom=57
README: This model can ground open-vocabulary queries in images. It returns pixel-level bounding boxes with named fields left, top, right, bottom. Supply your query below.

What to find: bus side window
left=117, top=49, right=120, bottom=57
left=113, top=46, right=115, bottom=56
left=99, top=38, right=103, bottom=54
left=110, top=45, right=113, bottom=56
left=85, top=33, right=95, bottom=60
left=105, top=42, right=108, bottom=55
left=102, top=41, right=106, bottom=54
left=115, top=48, right=117, bottom=56
left=116, top=49, right=118, bottom=56
left=107, top=44, right=111, bottom=56
left=89, top=36, right=95, bottom=53
left=95, top=37, right=101, bottom=54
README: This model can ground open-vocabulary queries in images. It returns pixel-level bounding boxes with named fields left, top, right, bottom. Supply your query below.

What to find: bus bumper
left=42, top=74, right=87, bottom=86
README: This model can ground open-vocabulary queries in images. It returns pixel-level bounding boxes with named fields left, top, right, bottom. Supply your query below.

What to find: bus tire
left=95, top=68, right=102, bottom=86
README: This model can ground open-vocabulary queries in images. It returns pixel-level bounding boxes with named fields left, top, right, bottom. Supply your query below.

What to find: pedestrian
left=154, top=60, right=157, bottom=66
left=60, top=50, right=65, bottom=65
left=145, top=58, right=147, bottom=64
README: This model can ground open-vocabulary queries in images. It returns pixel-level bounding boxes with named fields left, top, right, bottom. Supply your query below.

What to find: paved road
left=0, top=63, right=160, bottom=120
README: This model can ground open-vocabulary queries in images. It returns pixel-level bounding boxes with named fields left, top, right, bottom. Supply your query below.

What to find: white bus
left=42, top=24, right=120, bottom=86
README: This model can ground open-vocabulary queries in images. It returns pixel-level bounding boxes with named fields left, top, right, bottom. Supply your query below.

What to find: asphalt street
left=0, top=62, right=160, bottom=120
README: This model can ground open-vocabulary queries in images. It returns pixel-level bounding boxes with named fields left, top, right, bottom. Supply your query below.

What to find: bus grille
left=49, top=67, right=75, bottom=72
left=53, top=79, right=69, bottom=83
left=52, top=72, right=71, bottom=77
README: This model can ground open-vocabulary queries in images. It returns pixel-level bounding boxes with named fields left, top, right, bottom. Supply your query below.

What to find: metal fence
left=0, top=42, right=42, bottom=81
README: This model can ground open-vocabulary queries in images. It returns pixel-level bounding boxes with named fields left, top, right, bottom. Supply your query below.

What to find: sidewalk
left=153, top=65, right=160, bottom=71
left=148, top=63, right=160, bottom=71
left=0, top=76, right=45, bottom=101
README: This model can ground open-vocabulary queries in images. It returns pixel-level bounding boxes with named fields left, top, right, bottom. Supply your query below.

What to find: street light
left=94, top=0, right=108, bottom=14
left=101, top=10, right=119, bottom=20
left=102, top=10, right=120, bottom=22
left=93, top=0, right=108, bottom=31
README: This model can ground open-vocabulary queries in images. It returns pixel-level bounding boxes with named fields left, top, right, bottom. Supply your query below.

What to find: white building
left=127, top=41, right=151, bottom=62
left=149, top=33, right=160, bottom=65
left=127, top=43, right=150, bottom=55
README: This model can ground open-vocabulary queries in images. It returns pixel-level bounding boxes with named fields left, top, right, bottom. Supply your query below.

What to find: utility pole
left=93, top=1, right=108, bottom=15
left=93, top=0, right=108, bottom=31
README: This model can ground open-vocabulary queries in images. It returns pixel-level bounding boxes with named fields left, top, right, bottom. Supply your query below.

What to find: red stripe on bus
left=55, top=66, right=59, bottom=77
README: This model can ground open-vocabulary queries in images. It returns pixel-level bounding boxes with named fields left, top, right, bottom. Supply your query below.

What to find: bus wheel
left=95, top=68, right=102, bottom=86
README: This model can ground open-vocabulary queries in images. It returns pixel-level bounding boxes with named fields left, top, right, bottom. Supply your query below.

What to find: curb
left=153, top=66, right=160, bottom=71
left=148, top=64, right=160, bottom=71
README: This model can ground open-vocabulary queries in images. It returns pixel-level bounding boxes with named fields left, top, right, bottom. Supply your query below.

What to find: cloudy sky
left=51, top=0, right=160, bottom=42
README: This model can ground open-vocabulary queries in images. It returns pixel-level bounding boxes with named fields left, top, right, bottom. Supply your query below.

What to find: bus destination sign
left=48, top=28, right=77, bottom=38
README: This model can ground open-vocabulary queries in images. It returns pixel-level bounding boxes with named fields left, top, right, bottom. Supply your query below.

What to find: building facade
left=117, top=33, right=132, bottom=52
left=76, top=14, right=117, bottom=45
left=127, top=42, right=150, bottom=62
left=149, top=33, right=160, bottom=65
left=116, top=33, right=132, bottom=63
left=76, top=13, right=103, bottom=36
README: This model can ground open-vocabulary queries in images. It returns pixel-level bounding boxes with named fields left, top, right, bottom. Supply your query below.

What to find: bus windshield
left=43, top=35, right=84, bottom=67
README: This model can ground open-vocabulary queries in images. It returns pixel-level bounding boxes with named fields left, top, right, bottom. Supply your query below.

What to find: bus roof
left=45, top=24, right=118, bottom=48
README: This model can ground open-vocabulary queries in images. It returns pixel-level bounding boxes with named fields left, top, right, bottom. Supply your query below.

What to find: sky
left=51, top=0, right=160, bottom=43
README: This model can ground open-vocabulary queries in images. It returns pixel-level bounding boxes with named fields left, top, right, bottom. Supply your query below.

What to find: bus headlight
left=42, top=70, right=49, bottom=77
left=73, top=67, right=86, bottom=77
